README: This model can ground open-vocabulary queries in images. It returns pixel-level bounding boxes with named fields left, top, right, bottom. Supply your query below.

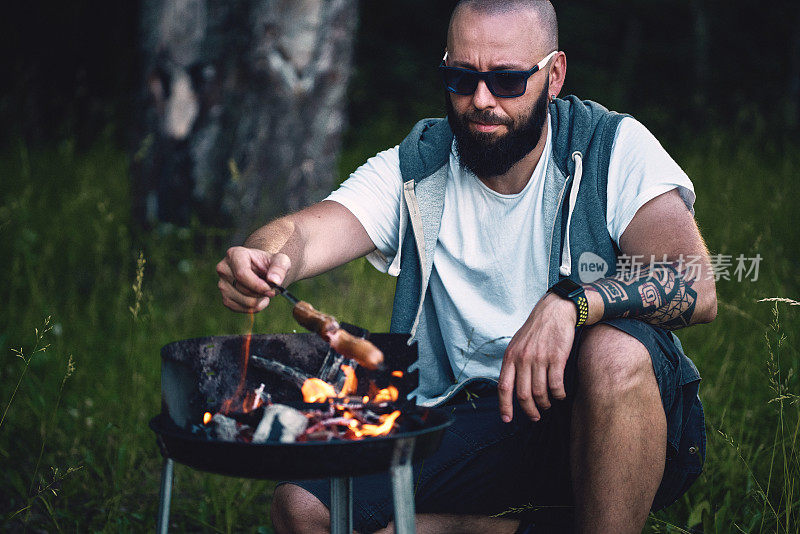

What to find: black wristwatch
left=548, top=278, right=589, bottom=327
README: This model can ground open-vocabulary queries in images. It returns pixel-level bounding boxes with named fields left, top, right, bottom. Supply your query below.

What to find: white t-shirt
left=326, top=115, right=695, bottom=380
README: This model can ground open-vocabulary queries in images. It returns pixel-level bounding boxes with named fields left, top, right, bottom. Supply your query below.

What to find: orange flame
left=351, top=410, right=401, bottom=437
left=301, top=365, right=360, bottom=403
left=340, top=364, right=357, bottom=396
left=391, top=370, right=403, bottom=377
left=221, top=311, right=255, bottom=414
left=203, top=412, right=212, bottom=425
left=372, top=385, right=399, bottom=403
left=302, top=378, right=337, bottom=403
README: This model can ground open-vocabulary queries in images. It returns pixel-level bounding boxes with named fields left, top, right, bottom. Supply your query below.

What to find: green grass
left=0, top=131, right=797, bottom=532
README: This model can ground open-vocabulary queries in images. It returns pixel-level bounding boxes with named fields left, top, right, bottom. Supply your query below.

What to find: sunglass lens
left=490, top=72, right=526, bottom=97
left=442, top=69, right=478, bottom=95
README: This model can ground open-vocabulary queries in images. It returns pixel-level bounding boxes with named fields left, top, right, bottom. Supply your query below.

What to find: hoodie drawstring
left=559, top=151, right=583, bottom=277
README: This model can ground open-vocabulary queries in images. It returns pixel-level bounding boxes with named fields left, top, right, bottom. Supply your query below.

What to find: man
left=216, top=1, right=716, bottom=532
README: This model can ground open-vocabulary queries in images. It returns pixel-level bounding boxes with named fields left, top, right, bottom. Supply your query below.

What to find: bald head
left=447, top=0, right=558, bottom=53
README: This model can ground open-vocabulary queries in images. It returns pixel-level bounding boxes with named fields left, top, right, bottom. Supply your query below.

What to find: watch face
left=555, top=278, right=582, bottom=296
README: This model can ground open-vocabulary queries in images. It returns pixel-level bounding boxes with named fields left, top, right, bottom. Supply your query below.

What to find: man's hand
left=216, top=200, right=376, bottom=314
left=498, top=292, right=578, bottom=422
left=216, top=247, right=291, bottom=313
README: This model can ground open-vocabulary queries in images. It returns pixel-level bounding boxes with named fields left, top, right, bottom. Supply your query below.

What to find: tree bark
left=134, top=0, right=358, bottom=240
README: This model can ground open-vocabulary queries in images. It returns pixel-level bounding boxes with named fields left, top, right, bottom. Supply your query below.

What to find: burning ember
left=199, top=360, right=405, bottom=444
left=193, top=303, right=407, bottom=443
left=301, top=378, right=337, bottom=403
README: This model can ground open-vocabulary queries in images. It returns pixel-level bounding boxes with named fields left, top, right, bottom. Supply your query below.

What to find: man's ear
left=548, top=52, right=567, bottom=99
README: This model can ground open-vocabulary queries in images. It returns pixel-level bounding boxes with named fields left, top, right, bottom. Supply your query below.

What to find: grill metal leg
left=157, top=458, right=174, bottom=534
left=330, top=476, right=353, bottom=534
left=390, top=437, right=416, bottom=534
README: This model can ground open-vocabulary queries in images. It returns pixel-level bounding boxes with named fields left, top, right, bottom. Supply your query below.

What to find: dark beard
left=446, top=80, right=550, bottom=178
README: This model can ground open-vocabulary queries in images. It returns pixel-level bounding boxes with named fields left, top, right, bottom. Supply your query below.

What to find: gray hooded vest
left=388, top=96, right=696, bottom=407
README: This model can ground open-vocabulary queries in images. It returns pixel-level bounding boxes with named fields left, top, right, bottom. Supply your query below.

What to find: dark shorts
left=279, top=318, right=706, bottom=533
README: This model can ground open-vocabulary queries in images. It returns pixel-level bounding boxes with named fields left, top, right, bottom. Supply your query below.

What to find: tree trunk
left=133, top=0, right=358, bottom=240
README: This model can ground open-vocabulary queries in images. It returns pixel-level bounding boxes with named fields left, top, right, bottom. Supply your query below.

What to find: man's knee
left=576, top=323, right=656, bottom=399
left=271, top=483, right=329, bottom=534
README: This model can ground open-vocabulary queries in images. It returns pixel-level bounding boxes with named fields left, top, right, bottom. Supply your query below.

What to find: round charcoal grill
left=150, top=331, right=452, bottom=533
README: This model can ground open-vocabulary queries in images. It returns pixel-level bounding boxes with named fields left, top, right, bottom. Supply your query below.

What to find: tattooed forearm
left=585, top=263, right=698, bottom=330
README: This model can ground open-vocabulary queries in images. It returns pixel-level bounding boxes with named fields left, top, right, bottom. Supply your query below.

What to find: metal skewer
left=267, top=281, right=300, bottom=306
left=265, top=280, right=385, bottom=371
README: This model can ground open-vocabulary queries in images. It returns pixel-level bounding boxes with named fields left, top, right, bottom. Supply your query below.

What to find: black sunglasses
left=439, top=50, right=557, bottom=98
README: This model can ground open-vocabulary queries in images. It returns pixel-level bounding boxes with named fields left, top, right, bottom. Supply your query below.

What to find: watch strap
left=549, top=279, right=589, bottom=327
left=574, top=293, right=589, bottom=326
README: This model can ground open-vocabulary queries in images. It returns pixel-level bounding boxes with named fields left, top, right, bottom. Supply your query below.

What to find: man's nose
left=471, top=79, right=496, bottom=110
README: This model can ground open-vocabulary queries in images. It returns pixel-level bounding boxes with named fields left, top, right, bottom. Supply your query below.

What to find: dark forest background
left=0, top=1, right=798, bottom=532
left=3, top=0, right=800, bottom=150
